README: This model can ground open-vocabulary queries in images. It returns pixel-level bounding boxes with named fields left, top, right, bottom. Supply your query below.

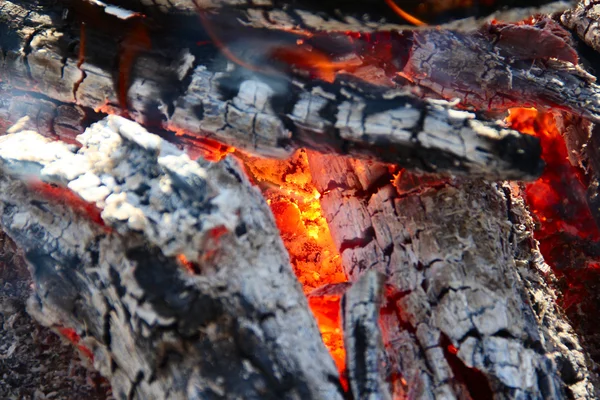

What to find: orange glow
left=506, top=108, right=599, bottom=241
left=28, top=179, right=109, bottom=231
left=177, top=254, right=199, bottom=274
left=385, top=0, right=427, bottom=26
left=169, top=127, right=235, bottom=162
left=94, top=100, right=120, bottom=116
left=271, top=46, right=363, bottom=83
left=507, top=108, right=600, bottom=318
left=309, top=296, right=346, bottom=373
left=57, top=327, right=94, bottom=361
left=241, top=149, right=347, bottom=372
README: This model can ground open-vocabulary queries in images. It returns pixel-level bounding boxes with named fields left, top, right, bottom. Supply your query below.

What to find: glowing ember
left=507, top=108, right=599, bottom=242
left=240, top=149, right=347, bottom=372
left=57, top=327, right=94, bottom=361
left=507, top=108, right=600, bottom=334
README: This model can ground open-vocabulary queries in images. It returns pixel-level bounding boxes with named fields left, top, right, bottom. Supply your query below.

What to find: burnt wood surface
left=307, top=152, right=598, bottom=399
left=0, top=116, right=344, bottom=400
left=0, top=0, right=552, bottom=180
left=342, top=270, right=391, bottom=400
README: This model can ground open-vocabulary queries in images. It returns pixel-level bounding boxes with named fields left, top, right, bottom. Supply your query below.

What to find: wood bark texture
left=307, top=152, right=598, bottom=399
left=0, top=0, right=547, bottom=180
left=0, top=115, right=344, bottom=400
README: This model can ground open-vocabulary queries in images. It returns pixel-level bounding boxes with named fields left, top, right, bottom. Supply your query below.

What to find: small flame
left=270, top=46, right=363, bottom=83
left=384, top=0, right=427, bottom=26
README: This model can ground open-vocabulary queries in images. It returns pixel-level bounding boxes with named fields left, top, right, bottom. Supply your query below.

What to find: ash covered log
left=307, top=152, right=598, bottom=399
left=0, top=115, right=344, bottom=399
left=0, top=0, right=545, bottom=180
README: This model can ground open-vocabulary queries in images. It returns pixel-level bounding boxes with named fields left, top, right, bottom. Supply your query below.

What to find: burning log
left=0, top=116, right=344, bottom=399
left=404, top=23, right=600, bottom=123
left=306, top=152, right=597, bottom=398
left=0, top=0, right=546, bottom=180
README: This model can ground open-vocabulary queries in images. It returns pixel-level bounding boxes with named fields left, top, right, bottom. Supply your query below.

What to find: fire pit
left=1, top=0, right=600, bottom=399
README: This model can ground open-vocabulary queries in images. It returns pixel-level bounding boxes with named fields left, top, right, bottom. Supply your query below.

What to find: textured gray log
left=0, top=115, right=344, bottom=400
left=0, top=0, right=546, bottom=180
left=342, top=270, right=391, bottom=400
left=306, top=152, right=598, bottom=399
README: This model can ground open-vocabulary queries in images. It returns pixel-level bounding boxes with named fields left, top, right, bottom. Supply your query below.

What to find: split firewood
left=307, top=152, right=597, bottom=399
left=0, top=115, right=344, bottom=399
left=0, top=0, right=551, bottom=180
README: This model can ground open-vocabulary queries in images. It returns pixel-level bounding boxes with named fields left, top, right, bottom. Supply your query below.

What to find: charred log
left=307, top=152, right=597, bottom=399
left=0, top=0, right=547, bottom=180
left=0, top=116, right=344, bottom=399
left=404, top=25, right=600, bottom=124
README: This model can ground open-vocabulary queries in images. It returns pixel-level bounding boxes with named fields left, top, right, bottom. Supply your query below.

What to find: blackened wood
left=0, top=0, right=545, bottom=180
left=307, top=152, right=598, bottom=399
left=342, top=270, right=391, bottom=400
left=0, top=116, right=344, bottom=400
left=404, top=27, right=600, bottom=124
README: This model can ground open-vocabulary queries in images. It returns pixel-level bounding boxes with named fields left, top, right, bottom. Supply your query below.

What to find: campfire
left=2, top=0, right=600, bottom=399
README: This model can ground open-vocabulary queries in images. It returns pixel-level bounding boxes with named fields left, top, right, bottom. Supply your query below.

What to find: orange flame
left=270, top=46, right=363, bottom=83
left=384, top=0, right=427, bottom=26
left=506, top=108, right=599, bottom=241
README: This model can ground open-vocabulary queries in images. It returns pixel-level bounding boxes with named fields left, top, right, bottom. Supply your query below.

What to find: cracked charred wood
left=342, top=270, right=391, bottom=400
left=306, top=152, right=598, bottom=399
left=0, top=0, right=545, bottom=180
left=403, top=23, right=600, bottom=125
left=0, top=115, right=344, bottom=400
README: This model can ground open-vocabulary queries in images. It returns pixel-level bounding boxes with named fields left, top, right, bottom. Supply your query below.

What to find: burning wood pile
left=2, top=0, right=600, bottom=398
